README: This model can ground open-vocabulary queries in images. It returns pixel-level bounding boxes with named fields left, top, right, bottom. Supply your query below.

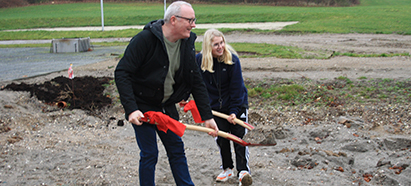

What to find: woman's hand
left=227, top=113, right=237, bottom=124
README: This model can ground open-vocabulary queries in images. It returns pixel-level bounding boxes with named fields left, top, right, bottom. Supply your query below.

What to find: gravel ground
left=1, top=32, right=411, bottom=186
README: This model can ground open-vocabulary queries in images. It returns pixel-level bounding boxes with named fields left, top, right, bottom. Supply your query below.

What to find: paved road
left=0, top=22, right=298, bottom=82
left=0, top=46, right=126, bottom=82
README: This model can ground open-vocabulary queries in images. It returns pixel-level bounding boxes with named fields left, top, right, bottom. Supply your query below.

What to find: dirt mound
left=1, top=76, right=113, bottom=111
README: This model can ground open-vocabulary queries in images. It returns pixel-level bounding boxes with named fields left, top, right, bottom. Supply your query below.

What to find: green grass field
left=1, top=0, right=410, bottom=35
left=0, top=0, right=410, bottom=59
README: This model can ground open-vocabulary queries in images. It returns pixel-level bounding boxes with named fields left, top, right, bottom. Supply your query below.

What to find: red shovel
left=139, top=111, right=274, bottom=147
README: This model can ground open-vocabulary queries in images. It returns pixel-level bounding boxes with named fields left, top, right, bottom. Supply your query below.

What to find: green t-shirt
left=162, top=36, right=181, bottom=103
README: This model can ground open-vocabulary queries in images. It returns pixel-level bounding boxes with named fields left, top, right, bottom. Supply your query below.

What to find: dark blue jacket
left=195, top=53, right=248, bottom=116
left=115, top=20, right=213, bottom=121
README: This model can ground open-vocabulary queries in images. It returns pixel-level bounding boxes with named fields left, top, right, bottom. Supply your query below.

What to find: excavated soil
left=2, top=76, right=112, bottom=111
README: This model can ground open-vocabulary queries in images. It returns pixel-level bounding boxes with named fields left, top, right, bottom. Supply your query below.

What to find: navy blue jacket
left=115, top=20, right=213, bottom=121
left=195, top=53, right=248, bottom=115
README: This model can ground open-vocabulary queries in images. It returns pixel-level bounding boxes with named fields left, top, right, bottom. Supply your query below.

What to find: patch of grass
left=333, top=52, right=410, bottom=58
left=195, top=42, right=330, bottom=59
left=3, top=41, right=330, bottom=59
left=382, top=78, right=393, bottom=83
left=0, top=41, right=131, bottom=48
left=0, top=29, right=143, bottom=40
left=246, top=78, right=411, bottom=109
left=272, top=84, right=305, bottom=100
left=0, top=43, right=51, bottom=48
left=336, top=76, right=353, bottom=84
left=102, top=79, right=115, bottom=88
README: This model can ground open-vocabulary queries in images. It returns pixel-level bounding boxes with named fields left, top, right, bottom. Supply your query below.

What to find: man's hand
left=128, top=110, right=144, bottom=125
left=204, top=119, right=219, bottom=137
left=227, top=113, right=237, bottom=124
left=178, top=99, right=188, bottom=107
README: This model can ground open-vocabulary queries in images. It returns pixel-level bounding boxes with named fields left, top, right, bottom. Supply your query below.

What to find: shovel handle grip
left=212, top=110, right=255, bottom=130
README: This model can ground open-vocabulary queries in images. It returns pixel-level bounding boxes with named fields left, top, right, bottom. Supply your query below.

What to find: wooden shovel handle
left=211, top=110, right=255, bottom=130
left=185, top=124, right=275, bottom=147
left=139, top=116, right=250, bottom=146
left=184, top=124, right=247, bottom=145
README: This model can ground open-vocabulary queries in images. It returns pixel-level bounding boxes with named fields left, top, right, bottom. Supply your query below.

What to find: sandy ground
left=1, top=33, right=411, bottom=186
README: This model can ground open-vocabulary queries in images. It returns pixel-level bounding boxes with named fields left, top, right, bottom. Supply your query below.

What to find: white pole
left=164, top=0, right=166, bottom=14
left=101, top=0, right=104, bottom=31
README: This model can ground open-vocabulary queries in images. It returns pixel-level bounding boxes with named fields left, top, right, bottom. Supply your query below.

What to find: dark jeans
left=214, top=107, right=250, bottom=176
left=132, top=123, right=194, bottom=186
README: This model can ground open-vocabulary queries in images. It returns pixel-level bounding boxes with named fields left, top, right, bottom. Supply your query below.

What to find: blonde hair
left=200, top=29, right=238, bottom=73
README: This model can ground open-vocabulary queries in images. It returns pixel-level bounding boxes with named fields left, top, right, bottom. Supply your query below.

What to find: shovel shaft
left=184, top=124, right=246, bottom=145
left=139, top=114, right=273, bottom=147
left=184, top=124, right=275, bottom=146
left=212, top=110, right=255, bottom=130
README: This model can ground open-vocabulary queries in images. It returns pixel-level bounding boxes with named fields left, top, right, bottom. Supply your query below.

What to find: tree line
left=1, top=0, right=359, bottom=8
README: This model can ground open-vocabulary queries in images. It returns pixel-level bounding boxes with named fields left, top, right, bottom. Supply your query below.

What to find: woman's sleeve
left=228, top=55, right=247, bottom=115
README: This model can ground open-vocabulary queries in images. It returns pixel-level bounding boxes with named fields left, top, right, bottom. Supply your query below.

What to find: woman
left=196, top=29, right=252, bottom=186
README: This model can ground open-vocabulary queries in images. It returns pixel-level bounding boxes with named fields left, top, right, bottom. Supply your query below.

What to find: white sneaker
left=216, top=168, right=234, bottom=182
left=239, top=171, right=252, bottom=186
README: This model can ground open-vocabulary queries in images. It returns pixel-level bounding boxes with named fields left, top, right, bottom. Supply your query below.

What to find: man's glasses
left=175, top=15, right=197, bottom=24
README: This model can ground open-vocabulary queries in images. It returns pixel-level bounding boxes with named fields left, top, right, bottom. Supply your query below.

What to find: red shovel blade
left=139, top=111, right=186, bottom=137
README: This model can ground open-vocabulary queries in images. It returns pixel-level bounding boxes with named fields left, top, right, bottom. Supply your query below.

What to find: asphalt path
left=0, top=22, right=298, bottom=81
left=0, top=45, right=126, bottom=82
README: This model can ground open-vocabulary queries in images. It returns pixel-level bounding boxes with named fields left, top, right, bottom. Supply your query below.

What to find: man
left=114, top=1, right=218, bottom=186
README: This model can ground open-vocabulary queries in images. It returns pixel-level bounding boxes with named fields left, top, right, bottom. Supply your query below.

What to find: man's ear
left=170, top=16, right=177, bottom=25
